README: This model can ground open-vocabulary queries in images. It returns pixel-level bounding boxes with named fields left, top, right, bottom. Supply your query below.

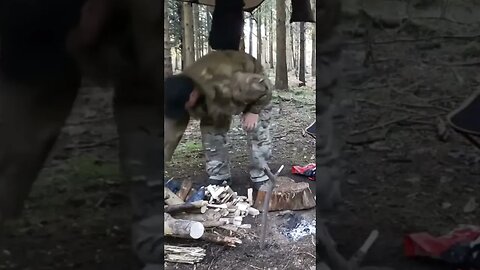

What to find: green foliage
left=67, top=156, right=120, bottom=180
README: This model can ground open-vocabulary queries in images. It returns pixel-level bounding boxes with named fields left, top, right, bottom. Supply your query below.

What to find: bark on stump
left=254, top=176, right=315, bottom=211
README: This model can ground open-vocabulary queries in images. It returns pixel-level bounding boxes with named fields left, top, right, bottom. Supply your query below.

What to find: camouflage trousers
left=201, top=103, right=273, bottom=184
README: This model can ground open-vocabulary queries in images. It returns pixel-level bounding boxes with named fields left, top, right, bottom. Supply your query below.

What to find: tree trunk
left=275, top=0, right=288, bottom=90
left=269, top=8, right=274, bottom=69
left=193, top=4, right=200, bottom=60
left=256, top=8, right=262, bottom=64
left=285, top=23, right=291, bottom=70
left=240, top=31, right=246, bottom=52
left=164, top=0, right=173, bottom=77
left=311, top=0, right=316, bottom=76
left=199, top=6, right=204, bottom=57
left=177, top=1, right=185, bottom=69
left=295, top=28, right=298, bottom=75
left=182, top=2, right=195, bottom=68
left=249, top=16, right=253, bottom=55
left=207, top=6, right=213, bottom=53
left=289, top=23, right=296, bottom=72
left=299, top=22, right=306, bottom=86
left=175, top=47, right=180, bottom=71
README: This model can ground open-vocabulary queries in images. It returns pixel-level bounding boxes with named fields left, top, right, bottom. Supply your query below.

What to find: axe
left=260, top=164, right=284, bottom=248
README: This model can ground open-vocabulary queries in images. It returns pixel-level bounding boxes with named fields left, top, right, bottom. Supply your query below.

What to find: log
left=165, top=187, right=184, bottom=205
left=239, top=224, right=251, bottom=229
left=247, top=207, right=260, bottom=216
left=219, top=216, right=243, bottom=226
left=164, top=200, right=208, bottom=214
left=219, top=224, right=239, bottom=232
left=176, top=180, right=193, bottom=201
left=164, top=213, right=205, bottom=239
left=202, top=220, right=228, bottom=228
left=247, top=188, right=253, bottom=205
left=207, top=203, right=228, bottom=209
left=164, top=245, right=206, bottom=264
left=237, top=202, right=249, bottom=211
left=201, top=232, right=242, bottom=247
left=174, top=209, right=223, bottom=222
left=220, top=188, right=235, bottom=203
left=254, top=176, right=316, bottom=211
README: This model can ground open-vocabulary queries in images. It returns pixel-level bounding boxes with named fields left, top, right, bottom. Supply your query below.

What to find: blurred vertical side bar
left=315, top=0, right=348, bottom=266
left=315, top=0, right=344, bottom=211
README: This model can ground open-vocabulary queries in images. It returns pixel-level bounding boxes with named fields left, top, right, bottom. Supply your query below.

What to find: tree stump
left=254, top=176, right=315, bottom=211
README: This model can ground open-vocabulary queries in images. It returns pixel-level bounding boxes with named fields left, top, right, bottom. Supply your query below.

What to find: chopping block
left=254, top=176, right=315, bottom=211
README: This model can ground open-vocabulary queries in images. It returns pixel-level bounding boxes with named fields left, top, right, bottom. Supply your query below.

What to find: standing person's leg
left=200, top=115, right=232, bottom=185
left=0, top=73, right=80, bottom=225
left=246, top=104, right=273, bottom=189
left=113, top=77, right=164, bottom=264
left=114, top=0, right=164, bottom=264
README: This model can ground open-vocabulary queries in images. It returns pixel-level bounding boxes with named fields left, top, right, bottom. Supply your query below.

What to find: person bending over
left=164, top=50, right=273, bottom=189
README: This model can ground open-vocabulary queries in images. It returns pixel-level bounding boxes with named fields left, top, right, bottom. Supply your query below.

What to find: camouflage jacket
left=182, top=50, right=272, bottom=120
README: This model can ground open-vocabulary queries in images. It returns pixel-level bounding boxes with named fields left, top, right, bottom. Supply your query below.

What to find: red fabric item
left=404, top=226, right=480, bottom=259
left=291, top=163, right=316, bottom=181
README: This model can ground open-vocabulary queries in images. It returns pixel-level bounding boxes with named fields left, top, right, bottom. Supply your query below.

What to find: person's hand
left=242, top=112, right=259, bottom=131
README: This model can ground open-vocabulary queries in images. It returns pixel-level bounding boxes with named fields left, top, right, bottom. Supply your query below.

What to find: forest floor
left=1, top=9, right=480, bottom=270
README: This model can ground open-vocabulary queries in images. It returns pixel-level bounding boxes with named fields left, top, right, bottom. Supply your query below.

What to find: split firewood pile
left=164, top=179, right=261, bottom=264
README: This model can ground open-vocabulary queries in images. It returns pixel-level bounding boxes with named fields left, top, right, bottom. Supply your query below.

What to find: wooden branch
left=202, top=220, right=228, bottom=228
left=164, top=213, right=205, bottom=239
left=64, top=137, right=118, bottom=150
left=185, top=187, right=197, bottom=202
left=259, top=165, right=284, bottom=249
left=165, top=187, right=184, bottom=205
left=317, top=221, right=380, bottom=270
left=164, top=200, right=208, bottom=214
left=317, top=222, right=349, bottom=270
left=344, top=34, right=480, bottom=46
left=200, top=232, right=242, bottom=247
left=349, top=116, right=410, bottom=136
left=350, top=230, right=379, bottom=267
left=174, top=209, right=223, bottom=222
left=176, top=180, right=193, bottom=201
left=393, top=101, right=450, bottom=112
left=423, top=60, right=480, bottom=67
left=247, top=188, right=254, bottom=206
left=356, top=98, right=426, bottom=116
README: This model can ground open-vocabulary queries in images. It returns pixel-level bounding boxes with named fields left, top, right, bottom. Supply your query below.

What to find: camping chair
left=447, top=89, right=480, bottom=150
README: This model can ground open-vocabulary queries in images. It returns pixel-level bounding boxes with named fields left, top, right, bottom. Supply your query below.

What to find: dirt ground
left=1, top=10, right=480, bottom=270
left=163, top=80, right=317, bottom=270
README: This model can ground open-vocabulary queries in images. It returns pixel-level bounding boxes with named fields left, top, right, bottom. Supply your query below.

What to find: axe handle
left=259, top=165, right=283, bottom=248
